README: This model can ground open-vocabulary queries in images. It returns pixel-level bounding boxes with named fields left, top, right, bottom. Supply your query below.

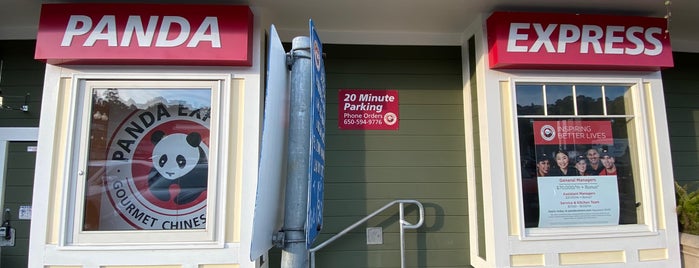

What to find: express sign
left=35, top=4, right=253, bottom=66
left=487, top=12, right=673, bottom=70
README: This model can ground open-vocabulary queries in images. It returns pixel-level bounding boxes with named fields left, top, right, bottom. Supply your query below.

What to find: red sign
left=35, top=3, right=253, bottom=66
left=338, top=89, right=399, bottom=130
left=534, top=120, right=613, bottom=145
left=487, top=12, right=673, bottom=70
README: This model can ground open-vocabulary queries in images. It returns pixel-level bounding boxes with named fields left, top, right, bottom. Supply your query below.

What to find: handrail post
left=310, top=251, right=315, bottom=268
left=399, top=202, right=406, bottom=268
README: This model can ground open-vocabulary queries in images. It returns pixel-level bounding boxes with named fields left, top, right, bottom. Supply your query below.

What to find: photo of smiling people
left=574, top=154, right=591, bottom=176
left=585, top=147, right=605, bottom=175
left=549, top=149, right=579, bottom=176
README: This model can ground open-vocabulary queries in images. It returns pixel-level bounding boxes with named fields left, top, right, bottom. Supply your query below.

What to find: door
left=0, top=128, right=38, bottom=267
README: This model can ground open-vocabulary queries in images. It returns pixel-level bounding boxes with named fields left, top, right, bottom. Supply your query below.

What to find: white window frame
left=508, top=76, right=659, bottom=240
left=59, top=74, right=231, bottom=249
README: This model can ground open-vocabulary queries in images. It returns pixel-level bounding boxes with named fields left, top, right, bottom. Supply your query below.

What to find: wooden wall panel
left=0, top=40, right=44, bottom=127
left=663, top=52, right=699, bottom=186
left=272, top=44, right=468, bottom=268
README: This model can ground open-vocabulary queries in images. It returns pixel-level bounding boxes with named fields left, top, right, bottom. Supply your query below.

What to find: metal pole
left=399, top=203, right=406, bottom=268
left=281, top=36, right=312, bottom=268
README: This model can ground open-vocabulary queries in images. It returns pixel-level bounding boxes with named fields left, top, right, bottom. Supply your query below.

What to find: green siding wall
left=1, top=141, right=36, bottom=267
left=663, top=52, right=699, bottom=187
left=0, top=40, right=44, bottom=127
left=272, top=45, right=468, bottom=268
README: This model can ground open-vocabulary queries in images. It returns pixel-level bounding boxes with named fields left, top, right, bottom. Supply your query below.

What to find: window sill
left=522, top=224, right=656, bottom=240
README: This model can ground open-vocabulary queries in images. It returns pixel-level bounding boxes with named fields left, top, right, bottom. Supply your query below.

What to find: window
left=516, top=83, right=642, bottom=231
left=65, top=78, right=225, bottom=246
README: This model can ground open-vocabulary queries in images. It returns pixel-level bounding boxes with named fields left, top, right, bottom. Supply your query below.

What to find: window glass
left=576, top=85, right=603, bottom=115
left=517, top=83, right=638, bottom=229
left=606, top=86, right=628, bottom=115
left=84, top=87, right=211, bottom=231
left=546, top=85, right=574, bottom=115
left=516, top=84, right=544, bottom=116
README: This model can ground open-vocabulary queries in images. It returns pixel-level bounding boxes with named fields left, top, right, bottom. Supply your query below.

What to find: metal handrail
left=309, top=199, right=424, bottom=268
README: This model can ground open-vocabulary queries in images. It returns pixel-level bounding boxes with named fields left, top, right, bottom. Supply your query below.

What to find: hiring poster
left=533, top=120, right=620, bottom=227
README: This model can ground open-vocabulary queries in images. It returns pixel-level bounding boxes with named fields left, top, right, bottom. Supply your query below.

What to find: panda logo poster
left=87, top=88, right=211, bottom=230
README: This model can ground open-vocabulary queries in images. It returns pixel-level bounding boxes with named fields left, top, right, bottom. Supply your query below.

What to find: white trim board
left=0, top=127, right=39, bottom=141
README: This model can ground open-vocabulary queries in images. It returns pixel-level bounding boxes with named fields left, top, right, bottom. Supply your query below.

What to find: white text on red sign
left=507, top=23, right=663, bottom=55
left=61, top=15, right=221, bottom=48
left=342, top=92, right=396, bottom=113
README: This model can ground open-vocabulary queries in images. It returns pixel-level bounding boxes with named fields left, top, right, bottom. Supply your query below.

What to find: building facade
left=0, top=1, right=698, bottom=267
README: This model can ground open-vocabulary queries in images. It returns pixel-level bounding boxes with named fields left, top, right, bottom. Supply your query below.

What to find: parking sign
left=306, top=19, right=326, bottom=249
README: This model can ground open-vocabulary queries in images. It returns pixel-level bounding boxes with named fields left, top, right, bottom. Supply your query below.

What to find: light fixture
left=0, top=92, right=30, bottom=112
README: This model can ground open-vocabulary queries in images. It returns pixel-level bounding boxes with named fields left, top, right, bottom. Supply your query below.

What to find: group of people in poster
left=535, top=147, right=618, bottom=178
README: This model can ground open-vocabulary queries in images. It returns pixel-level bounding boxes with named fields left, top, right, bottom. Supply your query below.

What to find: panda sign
left=92, top=88, right=211, bottom=230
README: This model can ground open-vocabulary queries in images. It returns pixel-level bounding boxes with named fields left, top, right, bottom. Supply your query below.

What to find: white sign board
left=538, top=176, right=620, bottom=227
left=250, top=25, right=290, bottom=261
left=19, top=206, right=32, bottom=220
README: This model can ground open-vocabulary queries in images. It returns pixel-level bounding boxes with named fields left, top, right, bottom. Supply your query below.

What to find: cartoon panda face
left=151, top=132, right=202, bottom=180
